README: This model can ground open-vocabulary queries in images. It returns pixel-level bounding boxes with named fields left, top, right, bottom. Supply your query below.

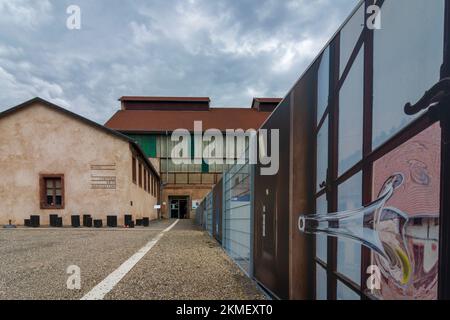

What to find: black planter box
left=107, top=216, right=117, bottom=228
left=136, top=219, right=143, bottom=226
left=124, top=215, right=133, bottom=227
left=56, top=217, right=63, bottom=228
left=128, top=221, right=135, bottom=229
left=49, top=214, right=58, bottom=227
left=30, top=215, right=40, bottom=228
left=83, top=215, right=91, bottom=227
left=86, top=217, right=93, bottom=228
left=143, top=218, right=150, bottom=227
left=94, top=219, right=103, bottom=228
left=24, top=219, right=31, bottom=227
left=71, top=215, right=81, bottom=228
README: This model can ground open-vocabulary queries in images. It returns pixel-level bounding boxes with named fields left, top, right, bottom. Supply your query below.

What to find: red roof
left=119, top=96, right=210, bottom=102
left=105, top=108, right=272, bottom=132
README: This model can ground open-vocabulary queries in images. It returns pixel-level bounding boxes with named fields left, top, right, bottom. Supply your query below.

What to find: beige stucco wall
left=0, top=102, right=158, bottom=226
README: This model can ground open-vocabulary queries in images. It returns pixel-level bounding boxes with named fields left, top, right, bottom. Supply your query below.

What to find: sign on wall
left=192, top=200, right=201, bottom=210
left=90, top=164, right=117, bottom=190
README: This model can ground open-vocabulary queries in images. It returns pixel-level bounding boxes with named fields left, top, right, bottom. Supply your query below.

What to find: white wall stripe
left=81, top=219, right=179, bottom=300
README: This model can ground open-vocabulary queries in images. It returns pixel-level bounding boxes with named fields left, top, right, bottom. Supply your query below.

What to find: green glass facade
left=126, top=133, right=228, bottom=185
left=128, top=134, right=158, bottom=158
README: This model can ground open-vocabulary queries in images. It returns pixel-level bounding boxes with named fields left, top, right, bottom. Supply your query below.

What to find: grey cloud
left=0, top=0, right=359, bottom=124
left=0, top=0, right=53, bottom=29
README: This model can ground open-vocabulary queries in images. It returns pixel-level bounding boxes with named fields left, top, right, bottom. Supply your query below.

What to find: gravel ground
left=0, top=219, right=265, bottom=300
left=0, top=220, right=173, bottom=300
left=106, top=220, right=266, bottom=300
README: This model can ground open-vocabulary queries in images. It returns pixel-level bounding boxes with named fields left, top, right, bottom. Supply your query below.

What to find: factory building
left=105, top=96, right=281, bottom=219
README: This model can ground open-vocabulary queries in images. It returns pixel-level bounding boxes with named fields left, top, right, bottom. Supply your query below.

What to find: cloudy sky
left=0, top=0, right=359, bottom=124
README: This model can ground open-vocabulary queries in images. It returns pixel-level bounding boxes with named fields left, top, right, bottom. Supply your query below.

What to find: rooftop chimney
left=251, top=98, right=283, bottom=112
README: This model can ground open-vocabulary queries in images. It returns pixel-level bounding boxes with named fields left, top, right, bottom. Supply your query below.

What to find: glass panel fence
left=223, top=160, right=253, bottom=276
left=205, top=192, right=213, bottom=236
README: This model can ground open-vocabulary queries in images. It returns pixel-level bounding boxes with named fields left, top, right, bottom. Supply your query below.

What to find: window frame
left=138, top=162, right=143, bottom=188
left=40, top=174, right=65, bottom=210
left=132, top=156, right=137, bottom=184
left=144, top=168, right=148, bottom=192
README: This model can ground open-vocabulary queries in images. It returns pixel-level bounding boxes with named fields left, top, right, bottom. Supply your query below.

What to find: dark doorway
left=169, top=196, right=189, bottom=219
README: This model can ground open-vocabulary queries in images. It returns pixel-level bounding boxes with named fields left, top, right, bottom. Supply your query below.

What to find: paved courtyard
left=0, top=219, right=265, bottom=300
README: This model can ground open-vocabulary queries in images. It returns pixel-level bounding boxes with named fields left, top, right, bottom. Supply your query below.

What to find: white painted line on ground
left=81, top=219, right=179, bottom=300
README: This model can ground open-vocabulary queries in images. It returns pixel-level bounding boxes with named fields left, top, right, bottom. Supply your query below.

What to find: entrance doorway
left=169, top=196, right=189, bottom=219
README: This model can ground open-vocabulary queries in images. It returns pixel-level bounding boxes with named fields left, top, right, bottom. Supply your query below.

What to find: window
left=317, top=47, right=330, bottom=123
left=40, top=174, right=64, bottom=209
left=189, top=173, right=201, bottom=184
left=316, top=195, right=327, bottom=263
left=339, top=3, right=364, bottom=76
left=337, top=281, right=360, bottom=300
left=337, top=172, right=362, bottom=285
left=138, top=162, right=142, bottom=187
left=144, top=169, right=147, bottom=191
left=316, top=118, right=328, bottom=192
left=338, top=46, right=364, bottom=176
left=152, top=176, right=155, bottom=196
left=132, top=157, right=137, bottom=184
left=372, top=0, right=444, bottom=148
left=316, top=264, right=327, bottom=300
left=150, top=174, right=154, bottom=196
left=165, top=173, right=175, bottom=184
left=149, top=172, right=152, bottom=194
